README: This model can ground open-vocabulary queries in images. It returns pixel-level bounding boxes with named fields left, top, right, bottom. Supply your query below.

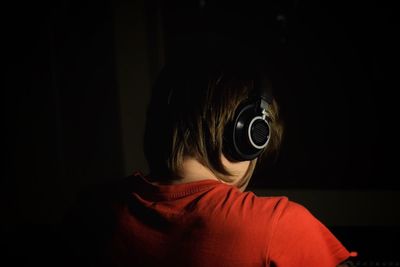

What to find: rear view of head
left=143, top=55, right=283, bottom=187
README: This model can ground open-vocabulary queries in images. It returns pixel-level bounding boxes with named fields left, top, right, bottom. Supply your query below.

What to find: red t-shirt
left=108, top=172, right=352, bottom=267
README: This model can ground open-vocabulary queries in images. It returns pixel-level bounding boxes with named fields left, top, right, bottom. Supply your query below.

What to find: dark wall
left=2, top=1, right=398, bottom=264
left=2, top=0, right=397, bottom=230
left=159, top=0, right=397, bottom=189
left=3, top=1, right=123, bottom=227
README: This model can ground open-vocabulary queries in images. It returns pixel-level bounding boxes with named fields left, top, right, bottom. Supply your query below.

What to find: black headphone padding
left=223, top=99, right=271, bottom=161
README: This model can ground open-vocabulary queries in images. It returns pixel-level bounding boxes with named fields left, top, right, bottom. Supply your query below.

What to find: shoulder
left=58, top=176, right=133, bottom=266
left=275, top=200, right=315, bottom=225
left=269, top=200, right=351, bottom=266
left=204, top=184, right=290, bottom=226
left=241, top=191, right=290, bottom=221
left=210, top=184, right=289, bottom=212
left=61, top=176, right=137, bottom=234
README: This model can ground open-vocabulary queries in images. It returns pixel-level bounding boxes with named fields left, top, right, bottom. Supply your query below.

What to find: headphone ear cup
left=224, top=101, right=271, bottom=161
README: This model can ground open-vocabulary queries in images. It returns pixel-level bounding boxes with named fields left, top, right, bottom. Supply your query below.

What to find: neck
left=174, top=157, right=220, bottom=184
left=149, top=156, right=251, bottom=191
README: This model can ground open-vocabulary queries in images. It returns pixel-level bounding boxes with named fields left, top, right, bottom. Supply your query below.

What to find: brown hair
left=143, top=57, right=283, bottom=186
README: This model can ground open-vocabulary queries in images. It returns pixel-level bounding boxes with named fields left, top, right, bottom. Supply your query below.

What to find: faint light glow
left=276, top=14, right=286, bottom=23
left=199, top=0, right=206, bottom=8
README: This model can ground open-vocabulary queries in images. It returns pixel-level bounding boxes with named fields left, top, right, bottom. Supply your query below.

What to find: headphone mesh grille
left=251, top=120, right=269, bottom=146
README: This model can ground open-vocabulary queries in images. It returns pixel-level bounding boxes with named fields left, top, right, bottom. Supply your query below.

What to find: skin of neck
left=157, top=155, right=251, bottom=191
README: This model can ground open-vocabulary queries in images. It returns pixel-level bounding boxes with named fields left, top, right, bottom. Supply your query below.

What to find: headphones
left=223, top=77, right=272, bottom=161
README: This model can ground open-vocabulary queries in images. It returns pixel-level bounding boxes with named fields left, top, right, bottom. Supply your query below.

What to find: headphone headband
left=253, top=72, right=273, bottom=105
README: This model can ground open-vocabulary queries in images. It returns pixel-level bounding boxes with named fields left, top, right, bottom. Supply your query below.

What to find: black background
left=159, top=0, right=396, bottom=189
left=2, top=0, right=398, bottom=225
left=2, top=0, right=399, bottom=264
